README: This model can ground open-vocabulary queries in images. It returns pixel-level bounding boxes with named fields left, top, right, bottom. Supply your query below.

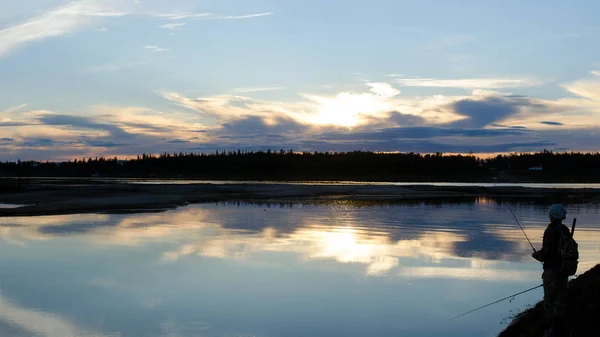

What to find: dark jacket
left=538, top=222, right=570, bottom=270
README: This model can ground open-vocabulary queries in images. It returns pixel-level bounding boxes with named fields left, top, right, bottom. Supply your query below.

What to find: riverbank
left=498, top=264, right=600, bottom=337
left=1, top=179, right=600, bottom=216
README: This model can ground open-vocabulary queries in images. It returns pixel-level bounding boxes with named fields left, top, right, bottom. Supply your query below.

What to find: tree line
left=1, top=150, right=599, bottom=182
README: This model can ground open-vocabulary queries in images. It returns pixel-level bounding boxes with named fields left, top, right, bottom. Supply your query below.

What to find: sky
left=0, top=0, right=599, bottom=161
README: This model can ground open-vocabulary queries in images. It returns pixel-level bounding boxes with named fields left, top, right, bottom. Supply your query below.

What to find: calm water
left=1, top=199, right=599, bottom=337
left=0, top=204, right=24, bottom=209
left=7, top=177, right=600, bottom=188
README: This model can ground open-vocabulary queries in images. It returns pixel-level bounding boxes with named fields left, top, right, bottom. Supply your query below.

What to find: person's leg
left=553, top=275, right=569, bottom=337
left=543, top=270, right=559, bottom=327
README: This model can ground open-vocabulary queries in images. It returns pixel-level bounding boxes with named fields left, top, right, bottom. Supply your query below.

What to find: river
left=1, top=198, right=598, bottom=337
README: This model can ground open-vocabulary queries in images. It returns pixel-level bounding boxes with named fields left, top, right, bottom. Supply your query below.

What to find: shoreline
left=3, top=176, right=600, bottom=185
left=498, top=264, right=600, bottom=337
left=2, top=180, right=600, bottom=217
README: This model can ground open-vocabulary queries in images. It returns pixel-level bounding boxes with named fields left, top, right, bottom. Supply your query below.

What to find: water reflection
left=0, top=204, right=25, bottom=209
left=0, top=200, right=599, bottom=337
left=2, top=200, right=599, bottom=273
left=0, top=297, right=119, bottom=337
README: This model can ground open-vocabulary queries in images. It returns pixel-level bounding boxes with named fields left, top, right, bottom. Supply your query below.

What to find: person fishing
left=531, top=204, right=578, bottom=337
left=453, top=204, right=579, bottom=333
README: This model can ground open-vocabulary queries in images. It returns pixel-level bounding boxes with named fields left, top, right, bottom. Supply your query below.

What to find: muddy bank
left=498, top=264, right=600, bottom=337
left=1, top=180, right=600, bottom=216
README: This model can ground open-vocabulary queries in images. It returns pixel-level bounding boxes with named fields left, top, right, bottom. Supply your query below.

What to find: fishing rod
left=451, top=205, right=542, bottom=320
left=452, top=209, right=578, bottom=320
left=451, top=284, right=543, bottom=320
left=507, top=204, right=537, bottom=253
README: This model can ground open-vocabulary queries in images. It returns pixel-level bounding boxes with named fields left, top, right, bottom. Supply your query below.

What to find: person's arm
left=532, top=227, right=556, bottom=261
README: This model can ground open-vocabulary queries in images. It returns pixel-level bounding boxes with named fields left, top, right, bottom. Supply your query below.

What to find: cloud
left=220, top=116, right=307, bottom=136
left=0, top=3, right=271, bottom=56
left=162, top=85, right=551, bottom=153
left=1, top=104, right=29, bottom=114
left=540, top=121, right=564, bottom=126
left=298, top=83, right=408, bottom=127
left=0, top=2, right=272, bottom=57
left=0, top=106, right=215, bottom=160
left=163, top=82, right=417, bottom=128
left=165, top=139, right=190, bottom=144
left=297, top=139, right=556, bottom=154
left=0, top=0, right=128, bottom=56
left=119, top=121, right=172, bottom=133
left=34, top=113, right=134, bottom=147
left=223, top=12, right=274, bottom=20
left=4, top=70, right=600, bottom=159
left=0, top=121, right=34, bottom=127
left=161, top=83, right=484, bottom=130
left=491, top=124, right=529, bottom=129
left=36, top=111, right=188, bottom=148
left=367, top=82, right=401, bottom=97
left=188, top=123, right=559, bottom=155
left=83, top=140, right=127, bottom=147
left=318, top=126, right=529, bottom=141
left=159, top=22, right=185, bottom=30
left=143, top=45, right=169, bottom=52
left=39, top=114, right=110, bottom=129
left=20, top=138, right=60, bottom=147
left=233, top=87, right=285, bottom=93
left=290, top=125, right=554, bottom=154
left=562, top=77, right=600, bottom=101
left=450, top=95, right=545, bottom=128
left=150, top=12, right=211, bottom=20
left=0, top=104, right=35, bottom=128
left=504, top=72, right=600, bottom=128
left=396, top=78, right=542, bottom=89
left=366, top=111, right=426, bottom=127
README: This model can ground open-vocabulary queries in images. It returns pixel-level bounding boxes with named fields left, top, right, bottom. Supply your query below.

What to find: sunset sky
left=1, top=0, right=599, bottom=161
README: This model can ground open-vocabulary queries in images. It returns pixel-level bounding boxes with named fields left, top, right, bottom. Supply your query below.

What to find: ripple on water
left=0, top=203, right=26, bottom=209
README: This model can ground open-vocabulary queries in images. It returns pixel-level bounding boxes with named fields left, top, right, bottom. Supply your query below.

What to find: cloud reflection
left=398, top=267, right=539, bottom=281
left=0, top=296, right=118, bottom=337
left=1, top=201, right=598, bottom=281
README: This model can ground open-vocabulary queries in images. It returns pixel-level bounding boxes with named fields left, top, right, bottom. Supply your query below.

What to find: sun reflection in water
left=1, top=203, right=599, bottom=281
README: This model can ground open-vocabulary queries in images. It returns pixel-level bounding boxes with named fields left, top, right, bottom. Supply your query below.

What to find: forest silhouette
left=1, top=150, right=599, bottom=182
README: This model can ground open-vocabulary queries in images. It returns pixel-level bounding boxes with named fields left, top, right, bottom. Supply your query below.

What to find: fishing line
left=507, top=204, right=537, bottom=253
left=451, top=284, right=543, bottom=320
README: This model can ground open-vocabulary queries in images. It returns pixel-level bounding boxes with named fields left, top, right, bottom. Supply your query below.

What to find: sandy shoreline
left=1, top=180, right=599, bottom=216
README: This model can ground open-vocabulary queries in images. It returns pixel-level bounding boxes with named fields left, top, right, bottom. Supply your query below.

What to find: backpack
left=556, top=225, right=579, bottom=276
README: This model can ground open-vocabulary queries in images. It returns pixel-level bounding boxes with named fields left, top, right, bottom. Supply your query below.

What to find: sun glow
left=300, top=83, right=401, bottom=127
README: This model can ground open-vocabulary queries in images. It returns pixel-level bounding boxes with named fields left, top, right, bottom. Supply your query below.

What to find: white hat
left=549, top=204, right=567, bottom=220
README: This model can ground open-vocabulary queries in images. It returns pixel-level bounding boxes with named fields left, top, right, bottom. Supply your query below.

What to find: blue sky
left=1, top=0, right=599, bottom=160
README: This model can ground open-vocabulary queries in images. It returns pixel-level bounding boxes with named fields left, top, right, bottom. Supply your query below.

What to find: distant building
left=528, top=164, right=543, bottom=171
